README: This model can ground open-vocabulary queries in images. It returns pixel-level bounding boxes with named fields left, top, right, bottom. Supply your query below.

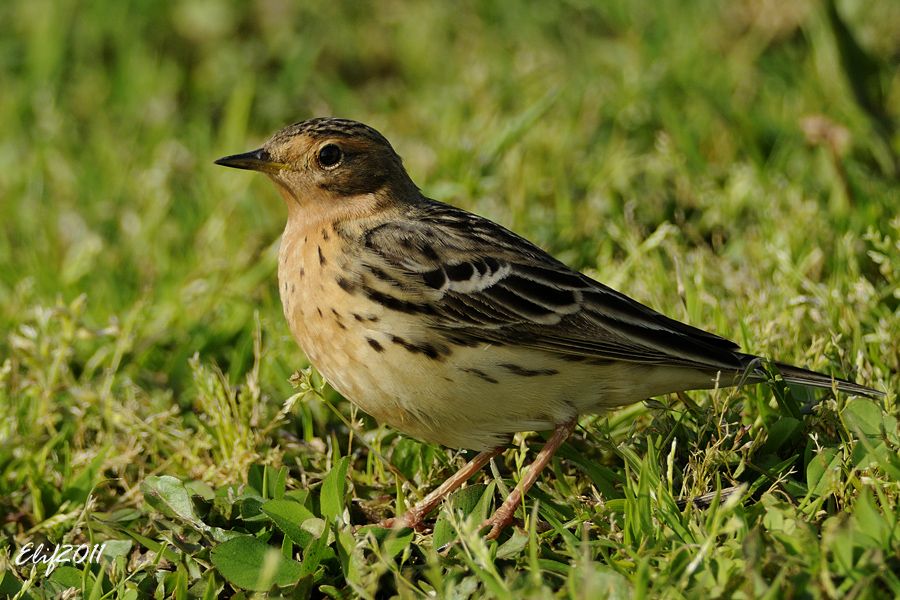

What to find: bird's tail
left=763, top=359, right=883, bottom=398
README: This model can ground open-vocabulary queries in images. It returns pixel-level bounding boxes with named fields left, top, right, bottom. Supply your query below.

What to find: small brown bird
left=216, top=118, right=881, bottom=538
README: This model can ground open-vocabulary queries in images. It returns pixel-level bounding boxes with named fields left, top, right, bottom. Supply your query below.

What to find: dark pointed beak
left=214, top=148, right=285, bottom=172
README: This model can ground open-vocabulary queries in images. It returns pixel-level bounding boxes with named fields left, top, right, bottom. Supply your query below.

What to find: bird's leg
left=382, top=447, right=504, bottom=531
left=482, top=418, right=577, bottom=540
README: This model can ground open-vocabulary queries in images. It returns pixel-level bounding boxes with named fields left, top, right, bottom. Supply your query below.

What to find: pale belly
left=277, top=229, right=714, bottom=450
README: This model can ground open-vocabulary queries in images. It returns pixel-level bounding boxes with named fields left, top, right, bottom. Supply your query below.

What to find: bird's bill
left=214, top=148, right=286, bottom=173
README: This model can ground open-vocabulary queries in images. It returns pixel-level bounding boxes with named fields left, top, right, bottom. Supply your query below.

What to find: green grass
left=1, top=0, right=898, bottom=597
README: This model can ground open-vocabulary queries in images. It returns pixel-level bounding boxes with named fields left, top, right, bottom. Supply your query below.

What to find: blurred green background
left=1, top=0, right=898, bottom=597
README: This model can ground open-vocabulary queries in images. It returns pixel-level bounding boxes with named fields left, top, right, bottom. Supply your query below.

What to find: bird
left=215, top=117, right=882, bottom=539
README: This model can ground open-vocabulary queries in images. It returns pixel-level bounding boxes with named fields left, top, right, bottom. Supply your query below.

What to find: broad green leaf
left=391, top=438, right=424, bottom=480
left=827, top=519, right=857, bottom=575
left=335, top=524, right=359, bottom=581
left=247, top=464, right=265, bottom=496
left=267, top=466, right=288, bottom=500
left=382, top=529, right=413, bottom=561
left=320, top=456, right=349, bottom=523
left=100, top=539, right=133, bottom=559
left=285, top=489, right=310, bottom=505
left=362, top=526, right=414, bottom=561
left=210, top=536, right=302, bottom=591
left=201, top=570, right=221, bottom=600
left=141, top=475, right=236, bottom=541
left=806, top=448, right=840, bottom=498
left=844, top=397, right=894, bottom=474
left=262, top=498, right=316, bottom=546
left=240, top=495, right=266, bottom=522
left=434, top=483, right=493, bottom=549
left=762, top=417, right=802, bottom=454
left=141, top=476, right=202, bottom=526
left=844, top=398, right=883, bottom=438
left=496, top=529, right=529, bottom=559
left=174, top=564, right=188, bottom=600
left=299, top=524, right=330, bottom=578
left=184, top=480, right=215, bottom=501
left=48, top=566, right=83, bottom=589
left=0, top=571, right=22, bottom=598
left=852, top=489, right=889, bottom=548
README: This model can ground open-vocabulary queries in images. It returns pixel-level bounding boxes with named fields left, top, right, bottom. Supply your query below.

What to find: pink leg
left=482, top=419, right=577, bottom=540
left=382, top=447, right=504, bottom=530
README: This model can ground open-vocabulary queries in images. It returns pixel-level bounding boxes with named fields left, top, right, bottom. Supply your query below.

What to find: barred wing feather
left=363, top=201, right=744, bottom=372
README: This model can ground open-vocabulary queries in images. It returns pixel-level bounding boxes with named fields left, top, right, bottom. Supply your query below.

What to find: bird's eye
left=317, top=144, right=342, bottom=169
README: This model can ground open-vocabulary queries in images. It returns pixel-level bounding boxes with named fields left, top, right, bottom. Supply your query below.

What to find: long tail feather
left=770, top=361, right=883, bottom=398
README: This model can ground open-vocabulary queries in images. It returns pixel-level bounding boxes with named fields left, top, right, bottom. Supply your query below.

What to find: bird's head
left=215, top=118, right=418, bottom=215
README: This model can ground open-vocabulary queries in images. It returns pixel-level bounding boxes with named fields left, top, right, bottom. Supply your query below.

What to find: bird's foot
left=377, top=510, right=427, bottom=532
left=480, top=507, right=518, bottom=540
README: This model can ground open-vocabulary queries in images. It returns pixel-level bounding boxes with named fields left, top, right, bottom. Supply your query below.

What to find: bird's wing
left=360, top=201, right=744, bottom=372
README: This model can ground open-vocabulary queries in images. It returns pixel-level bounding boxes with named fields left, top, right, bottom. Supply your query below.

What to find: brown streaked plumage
left=216, top=117, right=882, bottom=539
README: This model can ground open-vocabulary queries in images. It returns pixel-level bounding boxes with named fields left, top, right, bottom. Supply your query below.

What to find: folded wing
left=362, top=201, right=745, bottom=373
